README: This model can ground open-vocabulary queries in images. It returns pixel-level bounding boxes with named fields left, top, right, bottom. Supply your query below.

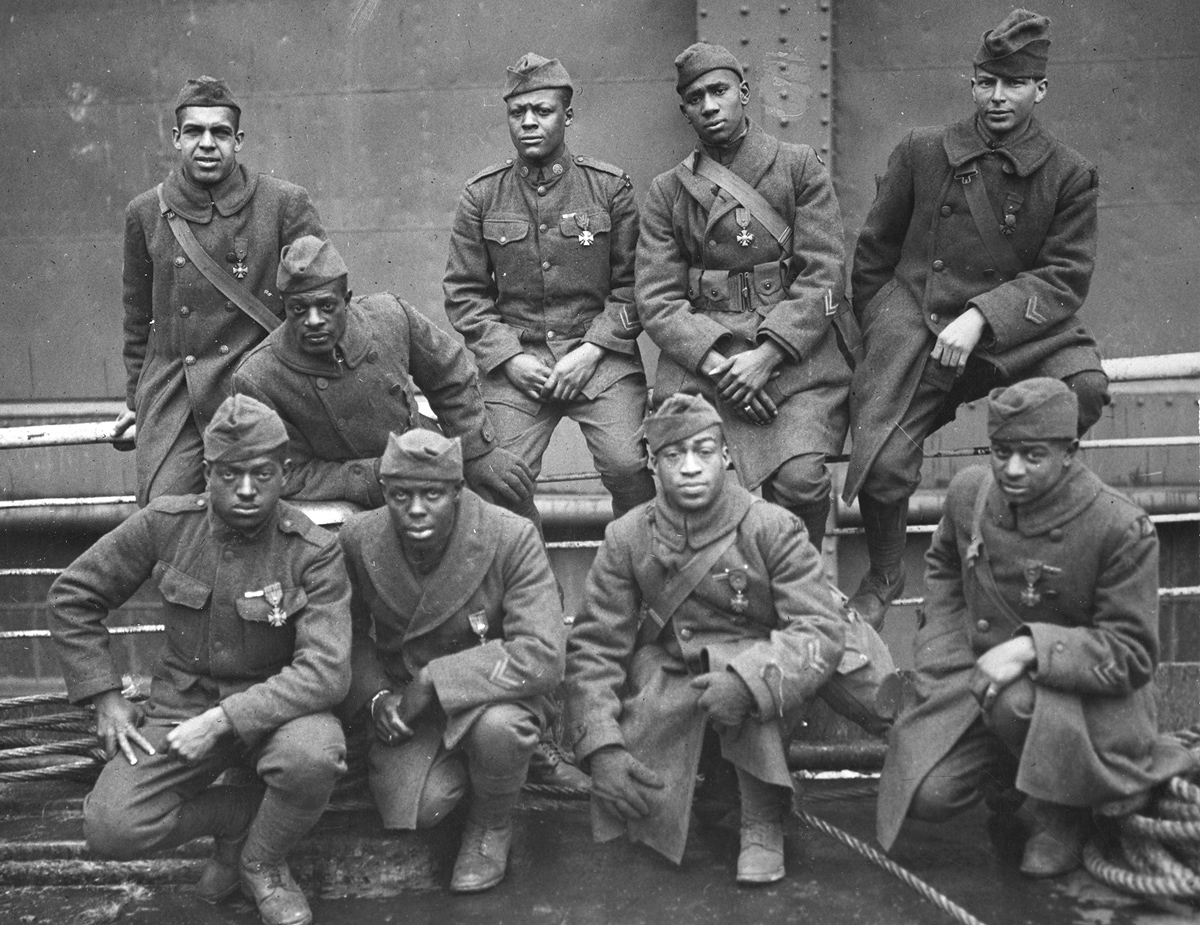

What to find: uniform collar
left=264, top=299, right=372, bottom=377
left=700, top=118, right=750, bottom=166
left=696, top=119, right=778, bottom=182
left=207, top=498, right=280, bottom=543
left=986, top=463, right=1104, bottom=537
left=652, top=474, right=753, bottom=552
left=943, top=114, right=1054, bottom=177
left=161, top=163, right=258, bottom=224
left=515, top=146, right=572, bottom=191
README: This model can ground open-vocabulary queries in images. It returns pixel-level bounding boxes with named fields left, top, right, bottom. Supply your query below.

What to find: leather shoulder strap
left=157, top=184, right=280, bottom=334
left=953, top=167, right=1025, bottom=281
left=967, top=472, right=1025, bottom=629
left=692, top=153, right=793, bottom=251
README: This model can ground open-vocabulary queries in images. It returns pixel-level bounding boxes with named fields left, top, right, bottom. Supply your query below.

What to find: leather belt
left=687, top=260, right=790, bottom=314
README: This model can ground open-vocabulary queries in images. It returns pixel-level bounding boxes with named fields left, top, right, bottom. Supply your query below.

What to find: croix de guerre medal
left=468, top=611, right=489, bottom=646
left=735, top=208, right=754, bottom=247
left=575, top=211, right=594, bottom=246
left=1019, top=561, right=1060, bottom=608
left=263, top=581, right=286, bottom=627
left=725, top=567, right=749, bottom=615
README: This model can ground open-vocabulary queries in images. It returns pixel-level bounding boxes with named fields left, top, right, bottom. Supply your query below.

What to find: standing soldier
left=117, top=76, right=326, bottom=506
left=636, top=42, right=852, bottom=553
left=443, top=53, right=656, bottom=523
left=877, top=379, right=1193, bottom=877
left=50, top=395, right=351, bottom=925
left=339, top=430, right=565, bottom=893
left=845, top=10, right=1110, bottom=627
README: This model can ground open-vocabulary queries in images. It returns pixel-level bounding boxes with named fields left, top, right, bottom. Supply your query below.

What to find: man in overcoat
left=117, top=76, right=326, bottom=506
left=564, top=394, right=847, bottom=883
left=233, top=236, right=535, bottom=515
left=636, top=42, right=852, bottom=552
left=443, top=53, right=655, bottom=522
left=50, top=395, right=351, bottom=925
left=877, top=379, right=1193, bottom=878
left=845, top=10, right=1110, bottom=627
left=339, top=429, right=565, bottom=893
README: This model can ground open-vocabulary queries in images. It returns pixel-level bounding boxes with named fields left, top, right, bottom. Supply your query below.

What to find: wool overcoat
left=846, top=116, right=1103, bottom=501
left=339, top=490, right=565, bottom=828
left=123, top=164, right=324, bottom=504
left=877, top=464, right=1194, bottom=849
left=564, top=479, right=846, bottom=863
left=233, top=294, right=496, bottom=508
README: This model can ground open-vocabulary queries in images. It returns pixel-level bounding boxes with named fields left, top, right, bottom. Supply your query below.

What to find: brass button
left=316, top=377, right=328, bottom=390
left=1055, top=642, right=1065, bottom=652
left=222, top=549, right=234, bottom=562
left=218, top=345, right=229, bottom=356
left=184, top=355, right=196, bottom=366
left=940, top=205, right=952, bottom=217
left=930, top=313, right=940, bottom=323
left=976, top=620, right=990, bottom=632
left=537, top=185, right=547, bottom=195
left=546, top=331, right=556, bottom=340
left=367, top=350, right=378, bottom=363
left=539, top=223, right=548, bottom=232
left=763, top=281, right=773, bottom=290
left=336, top=418, right=347, bottom=430
left=932, top=259, right=946, bottom=271
left=173, top=256, right=186, bottom=268
left=708, top=239, right=718, bottom=249
left=499, top=235, right=507, bottom=244
left=541, top=261, right=551, bottom=270
left=196, top=498, right=206, bottom=507
left=679, top=627, right=693, bottom=641
left=180, top=306, right=190, bottom=316
left=225, top=301, right=236, bottom=311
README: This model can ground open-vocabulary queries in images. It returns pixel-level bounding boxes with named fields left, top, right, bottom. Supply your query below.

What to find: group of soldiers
left=44, top=9, right=1193, bottom=925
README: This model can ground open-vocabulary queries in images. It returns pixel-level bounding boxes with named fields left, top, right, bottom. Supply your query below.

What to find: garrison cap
left=204, top=394, right=289, bottom=463
left=674, top=42, right=744, bottom=95
left=277, top=235, right=349, bottom=295
left=987, top=378, right=1078, bottom=442
left=174, top=75, right=241, bottom=116
left=503, top=53, right=574, bottom=101
left=645, top=393, right=723, bottom=454
left=379, top=430, right=464, bottom=482
left=974, top=9, right=1051, bottom=79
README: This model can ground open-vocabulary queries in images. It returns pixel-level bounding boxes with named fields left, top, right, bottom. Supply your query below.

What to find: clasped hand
left=691, top=670, right=756, bottom=728
left=969, top=636, right=1037, bottom=711
left=588, top=747, right=666, bottom=821
left=503, top=344, right=604, bottom=403
left=372, top=671, right=436, bottom=745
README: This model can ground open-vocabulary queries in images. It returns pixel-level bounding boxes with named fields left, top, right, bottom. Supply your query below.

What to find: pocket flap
left=235, top=587, right=308, bottom=624
left=152, top=562, right=211, bottom=610
left=753, top=262, right=786, bottom=301
left=558, top=210, right=612, bottom=237
left=482, top=219, right=529, bottom=245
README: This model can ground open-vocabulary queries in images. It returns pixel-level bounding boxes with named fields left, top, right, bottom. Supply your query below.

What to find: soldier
left=844, top=9, right=1110, bottom=627
left=116, top=76, right=326, bottom=507
left=339, top=429, right=565, bottom=893
left=50, top=395, right=351, bottom=925
left=233, top=235, right=535, bottom=516
left=877, top=379, right=1194, bottom=877
left=443, top=53, right=656, bottom=523
left=636, top=42, right=852, bottom=553
left=563, top=394, right=849, bottom=883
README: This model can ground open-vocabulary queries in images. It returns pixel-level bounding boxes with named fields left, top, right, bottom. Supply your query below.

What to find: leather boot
left=192, top=786, right=262, bottom=904
left=240, top=792, right=324, bottom=925
left=1019, top=798, right=1089, bottom=878
left=450, top=785, right=522, bottom=893
left=735, top=768, right=787, bottom=885
left=848, top=496, right=908, bottom=629
left=526, top=735, right=591, bottom=791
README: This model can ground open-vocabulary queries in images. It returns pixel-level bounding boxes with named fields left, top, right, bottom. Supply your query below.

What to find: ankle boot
left=450, top=787, right=522, bottom=893
left=240, top=792, right=324, bottom=925
left=735, top=768, right=788, bottom=885
left=189, top=786, right=262, bottom=904
left=848, top=496, right=908, bottom=629
left=1019, top=798, right=1089, bottom=878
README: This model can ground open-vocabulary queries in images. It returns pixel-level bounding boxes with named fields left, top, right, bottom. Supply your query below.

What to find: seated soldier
left=877, top=378, right=1195, bottom=877
left=339, top=429, right=565, bottom=893
left=49, top=394, right=351, bottom=925
left=233, top=235, right=535, bottom=518
left=563, top=394, right=849, bottom=884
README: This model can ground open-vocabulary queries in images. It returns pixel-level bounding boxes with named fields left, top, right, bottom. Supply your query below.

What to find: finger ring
left=743, top=405, right=752, bottom=412
left=984, top=683, right=999, bottom=704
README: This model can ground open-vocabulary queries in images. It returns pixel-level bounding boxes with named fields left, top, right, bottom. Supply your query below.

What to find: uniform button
left=520, top=166, right=529, bottom=177
left=932, top=259, right=946, bottom=272
left=222, top=549, right=234, bottom=562
left=539, top=223, right=548, bottom=232
left=679, top=628, right=694, bottom=641
left=185, top=355, right=196, bottom=366
left=541, top=261, right=551, bottom=270
left=316, top=377, right=328, bottom=390
left=708, top=239, right=718, bottom=249
left=1055, top=642, right=1065, bottom=652
left=225, top=301, right=236, bottom=312
left=351, top=464, right=363, bottom=475
left=218, top=344, right=229, bottom=356
left=940, top=205, right=952, bottom=217
left=1002, top=164, right=1015, bottom=175
left=173, top=256, right=186, bottom=268
left=196, top=498, right=206, bottom=507
left=367, top=350, right=378, bottom=363
left=546, top=330, right=556, bottom=340
left=930, top=313, right=940, bottom=323
left=1049, top=528, right=1064, bottom=542
left=499, top=235, right=507, bottom=244
left=710, top=287, right=721, bottom=298
left=388, top=383, right=402, bottom=395
left=336, top=418, right=347, bottom=430
left=976, top=620, right=990, bottom=632
left=763, top=281, right=773, bottom=291
left=180, top=306, right=190, bottom=316
left=537, top=185, right=547, bottom=195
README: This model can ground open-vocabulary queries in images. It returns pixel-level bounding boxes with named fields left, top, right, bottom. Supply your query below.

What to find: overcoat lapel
left=701, top=125, right=780, bottom=235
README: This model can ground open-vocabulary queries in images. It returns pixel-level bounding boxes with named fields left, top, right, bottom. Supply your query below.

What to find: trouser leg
left=908, top=719, right=1018, bottom=825
left=1062, top=370, right=1109, bottom=435
left=572, top=375, right=656, bottom=520
left=139, top=413, right=206, bottom=507
left=482, top=399, right=562, bottom=531
left=761, top=453, right=832, bottom=552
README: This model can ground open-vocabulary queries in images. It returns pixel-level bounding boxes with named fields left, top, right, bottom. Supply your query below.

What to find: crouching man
left=50, top=394, right=351, bottom=925
left=563, top=394, right=847, bottom=883
left=877, top=379, right=1195, bottom=877
left=339, top=429, right=565, bottom=893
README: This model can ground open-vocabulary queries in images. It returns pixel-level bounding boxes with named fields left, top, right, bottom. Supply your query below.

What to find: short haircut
left=175, top=105, right=241, bottom=134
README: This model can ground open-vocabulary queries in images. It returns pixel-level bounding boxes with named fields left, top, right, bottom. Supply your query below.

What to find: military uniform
left=564, top=478, right=846, bottom=863
left=877, top=462, right=1194, bottom=850
left=443, top=146, right=655, bottom=516
left=123, top=164, right=325, bottom=505
left=234, top=293, right=497, bottom=508
left=341, top=488, right=565, bottom=829
left=49, top=492, right=351, bottom=859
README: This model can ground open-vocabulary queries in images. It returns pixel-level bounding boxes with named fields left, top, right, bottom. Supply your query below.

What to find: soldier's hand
left=166, top=706, right=230, bottom=763
left=715, top=341, right=786, bottom=406
left=970, top=636, right=1037, bottom=710
left=700, top=349, right=732, bottom=380
left=735, top=390, right=777, bottom=426
left=92, top=689, right=155, bottom=765
left=541, top=343, right=605, bottom=402
left=463, top=447, right=535, bottom=504
left=503, top=354, right=553, bottom=401
left=691, top=670, right=756, bottom=728
left=588, top=747, right=665, bottom=821
left=112, top=408, right=137, bottom=452
left=397, top=670, right=437, bottom=730
left=371, top=690, right=414, bottom=745
left=931, top=308, right=987, bottom=371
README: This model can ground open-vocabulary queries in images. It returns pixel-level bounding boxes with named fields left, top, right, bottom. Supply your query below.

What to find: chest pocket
left=152, top=561, right=211, bottom=663
left=235, top=587, right=308, bottom=625
left=153, top=561, right=211, bottom=609
left=558, top=210, right=612, bottom=240
left=482, top=219, right=529, bottom=247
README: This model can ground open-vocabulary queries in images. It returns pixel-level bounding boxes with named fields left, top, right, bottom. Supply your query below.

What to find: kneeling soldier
left=50, top=394, right=351, bottom=925
left=339, top=429, right=565, bottom=893
left=564, top=394, right=848, bottom=883
left=877, top=379, right=1194, bottom=877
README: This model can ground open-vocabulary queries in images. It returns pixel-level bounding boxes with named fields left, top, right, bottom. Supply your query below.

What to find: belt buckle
left=738, top=272, right=752, bottom=312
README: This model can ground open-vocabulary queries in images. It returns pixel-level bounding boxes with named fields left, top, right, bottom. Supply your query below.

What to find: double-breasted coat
left=877, top=464, right=1194, bottom=849
left=123, top=165, right=325, bottom=504
left=339, top=489, right=565, bottom=828
left=636, top=123, right=851, bottom=490
left=845, top=115, right=1104, bottom=501
left=49, top=496, right=351, bottom=748
left=564, top=479, right=846, bottom=863
left=233, top=294, right=496, bottom=508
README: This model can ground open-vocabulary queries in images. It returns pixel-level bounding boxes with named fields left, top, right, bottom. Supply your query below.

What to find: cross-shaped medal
left=736, top=228, right=755, bottom=247
left=233, top=261, right=249, bottom=279
left=578, top=229, right=594, bottom=246
left=263, top=582, right=287, bottom=627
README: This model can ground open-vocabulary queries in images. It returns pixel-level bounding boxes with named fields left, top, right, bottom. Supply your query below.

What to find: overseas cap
left=974, top=8, right=1051, bottom=78
left=645, top=393, right=723, bottom=454
left=174, top=75, right=241, bottom=116
left=503, top=53, right=574, bottom=101
left=277, top=235, right=348, bottom=295
left=674, top=42, right=744, bottom=95
left=379, top=430, right=464, bottom=482
left=987, top=378, right=1078, bottom=442
left=204, top=394, right=289, bottom=463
